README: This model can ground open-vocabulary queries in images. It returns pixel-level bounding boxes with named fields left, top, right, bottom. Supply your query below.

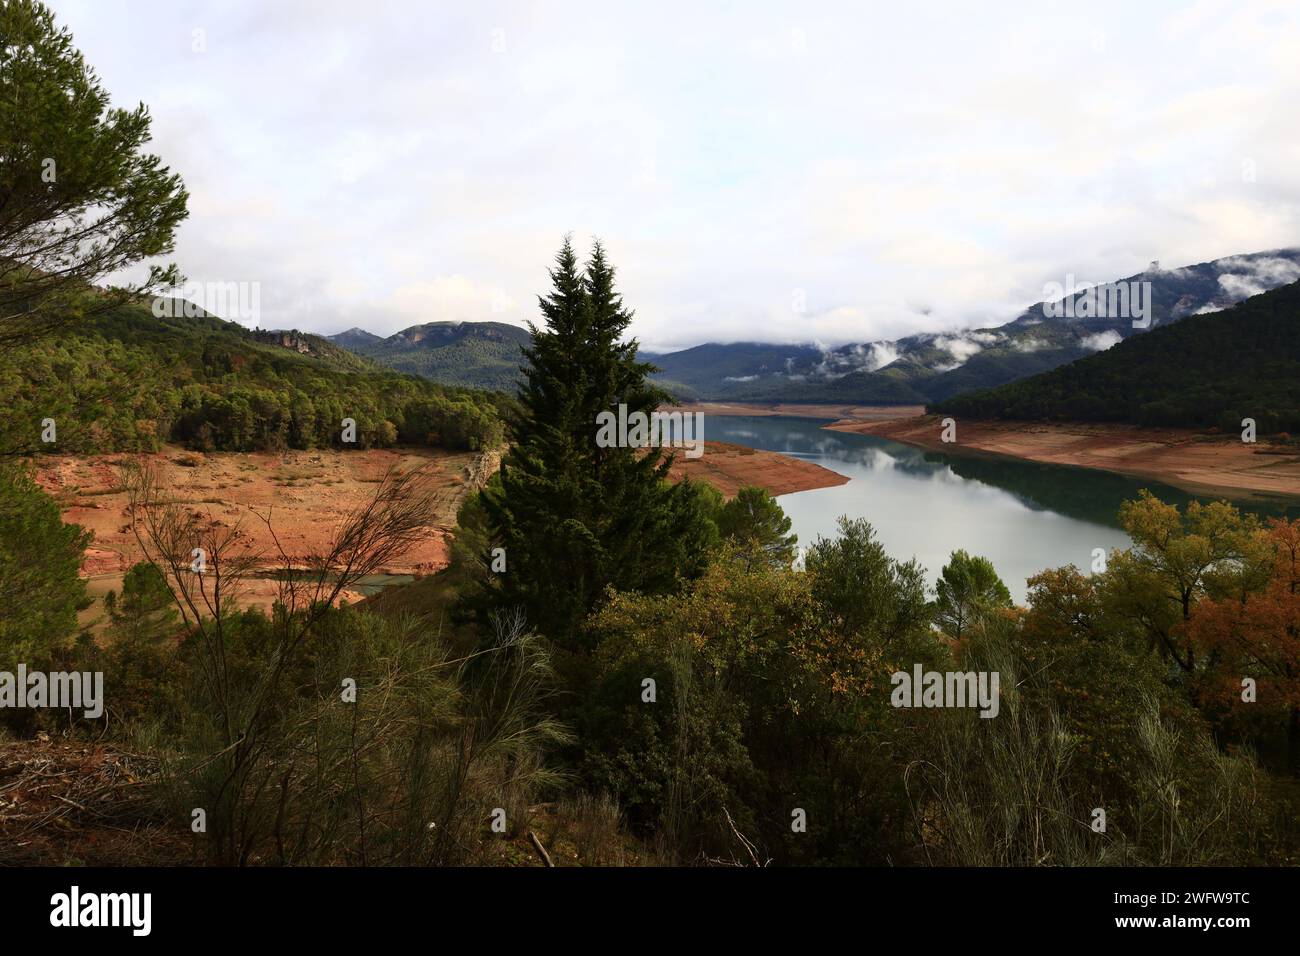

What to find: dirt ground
left=664, top=440, right=848, bottom=498
left=34, top=445, right=496, bottom=618
left=0, top=735, right=189, bottom=866
left=678, top=401, right=926, bottom=421
left=37, top=438, right=844, bottom=623
left=829, top=413, right=1300, bottom=501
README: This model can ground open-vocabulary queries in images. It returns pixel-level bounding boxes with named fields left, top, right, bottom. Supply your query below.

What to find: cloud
left=860, top=342, right=900, bottom=372
left=52, top=0, right=1300, bottom=346
left=1080, top=330, right=1123, bottom=351
left=1215, top=255, right=1300, bottom=298
left=385, top=276, right=520, bottom=328
left=932, top=332, right=1001, bottom=370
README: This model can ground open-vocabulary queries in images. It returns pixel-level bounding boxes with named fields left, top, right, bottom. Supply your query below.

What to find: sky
left=49, top=0, right=1300, bottom=352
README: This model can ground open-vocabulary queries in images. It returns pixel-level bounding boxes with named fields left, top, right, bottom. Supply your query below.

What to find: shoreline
left=827, top=414, right=1300, bottom=502
left=34, top=444, right=490, bottom=622
left=664, top=440, right=848, bottom=499
left=678, top=401, right=925, bottom=421
left=673, top=400, right=1300, bottom=502
left=43, top=438, right=846, bottom=627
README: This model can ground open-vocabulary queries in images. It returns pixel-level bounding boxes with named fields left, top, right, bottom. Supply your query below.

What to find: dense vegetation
left=4, top=239, right=1300, bottom=868
left=0, top=464, right=88, bottom=676
left=0, top=302, right=511, bottom=454
left=932, top=280, right=1300, bottom=431
left=481, top=239, right=715, bottom=648
left=3, top=7, right=1299, bottom=868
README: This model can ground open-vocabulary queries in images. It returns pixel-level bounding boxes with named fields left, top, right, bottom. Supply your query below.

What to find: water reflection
left=706, top=415, right=1299, bottom=601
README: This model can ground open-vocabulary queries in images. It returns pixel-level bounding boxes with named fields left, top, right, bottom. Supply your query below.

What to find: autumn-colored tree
left=1187, top=518, right=1300, bottom=773
left=1018, top=565, right=1197, bottom=807
left=1103, top=491, right=1268, bottom=673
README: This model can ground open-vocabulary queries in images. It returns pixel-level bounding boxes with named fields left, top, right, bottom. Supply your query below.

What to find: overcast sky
left=51, top=0, right=1300, bottom=351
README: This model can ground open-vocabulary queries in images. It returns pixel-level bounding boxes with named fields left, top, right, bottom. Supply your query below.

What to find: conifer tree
left=483, top=238, right=710, bottom=649
left=1, top=0, right=189, bottom=345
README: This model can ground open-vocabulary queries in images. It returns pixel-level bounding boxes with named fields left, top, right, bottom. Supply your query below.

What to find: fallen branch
left=527, top=830, right=555, bottom=868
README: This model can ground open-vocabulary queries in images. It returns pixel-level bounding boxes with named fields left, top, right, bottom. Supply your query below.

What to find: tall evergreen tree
left=483, top=238, right=710, bottom=649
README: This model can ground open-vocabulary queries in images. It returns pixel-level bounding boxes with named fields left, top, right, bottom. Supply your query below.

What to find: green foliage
left=715, top=486, right=797, bottom=570
left=0, top=0, right=188, bottom=344
left=90, top=561, right=183, bottom=724
left=0, top=302, right=508, bottom=454
left=1102, top=491, right=1266, bottom=672
left=1018, top=566, right=1199, bottom=812
left=904, top=624, right=1267, bottom=865
left=482, top=239, right=712, bottom=648
left=933, top=280, right=1300, bottom=431
left=805, top=516, right=934, bottom=663
left=399, top=393, right=504, bottom=451
left=582, top=549, right=915, bottom=864
left=931, top=549, right=1013, bottom=641
left=136, top=603, right=570, bottom=865
left=0, top=463, right=89, bottom=670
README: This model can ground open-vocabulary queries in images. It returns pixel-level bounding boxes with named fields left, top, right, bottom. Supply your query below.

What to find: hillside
left=930, top=280, right=1300, bottom=433
left=0, top=303, right=510, bottom=456
left=332, top=320, right=531, bottom=391
left=328, top=327, right=384, bottom=349
left=648, top=249, right=1300, bottom=404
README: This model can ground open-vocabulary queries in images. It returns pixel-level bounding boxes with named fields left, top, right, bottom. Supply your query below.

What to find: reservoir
left=708, top=415, right=1300, bottom=602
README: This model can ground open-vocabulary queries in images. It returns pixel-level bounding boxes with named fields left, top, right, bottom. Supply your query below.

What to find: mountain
left=0, top=303, right=509, bottom=456
left=332, top=320, right=531, bottom=391
left=327, top=327, right=384, bottom=349
left=930, top=280, right=1300, bottom=433
left=647, top=249, right=1300, bottom=404
left=254, top=328, right=379, bottom=372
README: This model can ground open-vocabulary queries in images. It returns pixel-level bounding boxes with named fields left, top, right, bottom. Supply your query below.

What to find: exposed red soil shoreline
left=664, top=440, right=849, bottom=499
left=34, top=445, right=496, bottom=615
left=828, top=413, right=1300, bottom=501
left=678, top=401, right=926, bottom=421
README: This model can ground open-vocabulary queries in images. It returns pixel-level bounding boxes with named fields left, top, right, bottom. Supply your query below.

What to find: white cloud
left=1215, top=255, right=1300, bottom=298
left=1013, top=336, right=1048, bottom=352
left=50, top=0, right=1300, bottom=345
left=1080, top=330, right=1123, bottom=351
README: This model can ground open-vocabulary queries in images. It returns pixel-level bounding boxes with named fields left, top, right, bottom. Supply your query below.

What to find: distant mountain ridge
left=328, top=320, right=530, bottom=392
left=646, top=248, right=1300, bottom=404
left=931, top=279, right=1300, bottom=432
left=321, top=249, right=1300, bottom=402
left=328, top=326, right=384, bottom=349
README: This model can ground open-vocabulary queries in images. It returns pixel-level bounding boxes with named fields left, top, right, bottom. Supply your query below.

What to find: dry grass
left=0, top=734, right=188, bottom=865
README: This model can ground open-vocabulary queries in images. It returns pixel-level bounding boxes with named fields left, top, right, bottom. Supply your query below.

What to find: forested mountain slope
left=931, top=280, right=1300, bottom=432
left=0, top=304, right=510, bottom=454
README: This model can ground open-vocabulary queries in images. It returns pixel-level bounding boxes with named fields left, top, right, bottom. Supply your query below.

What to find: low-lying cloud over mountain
left=645, top=249, right=1300, bottom=404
